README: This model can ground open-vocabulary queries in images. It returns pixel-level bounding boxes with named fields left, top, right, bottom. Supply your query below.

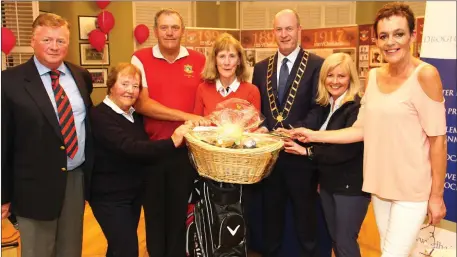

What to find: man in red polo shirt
left=131, top=8, right=206, bottom=257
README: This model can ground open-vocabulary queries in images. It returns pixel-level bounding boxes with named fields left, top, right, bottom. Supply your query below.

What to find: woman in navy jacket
left=283, top=53, right=370, bottom=257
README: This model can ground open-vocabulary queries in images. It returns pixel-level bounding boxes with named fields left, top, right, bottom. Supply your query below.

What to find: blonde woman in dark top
left=283, top=53, right=369, bottom=257
left=89, top=63, right=192, bottom=257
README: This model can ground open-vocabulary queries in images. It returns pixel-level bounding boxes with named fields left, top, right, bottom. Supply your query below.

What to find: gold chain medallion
left=266, top=51, right=309, bottom=127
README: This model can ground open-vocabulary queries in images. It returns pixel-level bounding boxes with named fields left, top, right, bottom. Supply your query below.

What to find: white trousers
left=372, top=195, right=428, bottom=257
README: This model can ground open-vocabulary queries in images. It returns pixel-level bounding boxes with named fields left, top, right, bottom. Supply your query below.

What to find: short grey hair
left=154, top=8, right=185, bottom=29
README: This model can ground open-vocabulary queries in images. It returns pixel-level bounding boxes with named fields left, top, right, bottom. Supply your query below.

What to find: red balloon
left=134, top=24, right=150, bottom=44
left=97, top=10, right=115, bottom=34
left=96, top=0, right=110, bottom=9
left=2, top=27, right=16, bottom=55
left=88, top=29, right=106, bottom=52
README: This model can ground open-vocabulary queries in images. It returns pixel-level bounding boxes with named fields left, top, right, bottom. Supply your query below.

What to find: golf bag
left=186, top=179, right=247, bottom=257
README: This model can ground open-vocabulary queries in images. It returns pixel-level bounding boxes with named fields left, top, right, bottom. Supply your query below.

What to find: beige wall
left=40, top=1, right=133, bottom=105
left=39, top=1, right=52, bottom=12
left=196, top=1, right=388, bottom=28
left=196, top=2, right=237, bottom=28
left=356, top=1, right=390, bottom=25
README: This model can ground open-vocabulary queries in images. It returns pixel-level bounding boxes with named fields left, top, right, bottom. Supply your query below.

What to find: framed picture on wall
left=87, top=68, right=108, bottom=88
left=78, top=16, right=108, bottom=40
left=244, top=49, right=256, bottom=67
left=369, top=47, right=383, bottom=67
left=80, top=43, right=110, bottom=66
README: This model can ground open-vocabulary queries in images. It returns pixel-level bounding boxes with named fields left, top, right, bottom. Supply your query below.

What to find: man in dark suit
left=1, top=13, right=93, bottom=257
left=251, top=9, right=324, bottom=257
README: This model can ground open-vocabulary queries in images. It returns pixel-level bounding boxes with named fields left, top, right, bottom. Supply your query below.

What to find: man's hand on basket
left=253, top=126, right=269, bottom=133
left=171, top=124, right=193, bottom=147
left=275, top=127, right=291, bottom=134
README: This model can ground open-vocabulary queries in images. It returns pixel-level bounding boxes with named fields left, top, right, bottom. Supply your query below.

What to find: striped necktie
left=49, top=70, right=79, bottom=159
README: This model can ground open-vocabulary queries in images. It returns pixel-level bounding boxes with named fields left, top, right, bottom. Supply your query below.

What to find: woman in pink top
left=280, top=3, right=447, bottom=257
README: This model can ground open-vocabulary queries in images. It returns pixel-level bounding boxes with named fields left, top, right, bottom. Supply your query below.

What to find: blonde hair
left=316, top=53, right=361, bottom=106
left=201, top=33, right=250, bottom=83
left=32, top=13, right=70, bottom=34
left=106, top=63, right=142, bottom=95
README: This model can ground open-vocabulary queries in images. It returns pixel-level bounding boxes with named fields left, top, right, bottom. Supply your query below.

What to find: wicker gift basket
left=185, top=132, right=284, bottom=184
left=185, top=98, right=285, bottom=184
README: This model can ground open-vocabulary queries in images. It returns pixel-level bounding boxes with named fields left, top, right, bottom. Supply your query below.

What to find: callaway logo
left=227, top=225, right=240, bottom=236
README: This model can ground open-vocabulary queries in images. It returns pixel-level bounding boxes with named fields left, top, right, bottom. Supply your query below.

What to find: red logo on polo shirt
left=184, top=64, right=194, bottom=78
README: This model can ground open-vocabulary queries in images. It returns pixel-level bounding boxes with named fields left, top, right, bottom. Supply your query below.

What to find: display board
left=414, top=17, right=424, bottom=58
left=357, top=24, right=377, bottom=87
left=412, top=2, right=456, bottom=255
left=301, top=25, right=358, bottom=60
left=182, top=27, right=240, bottom=57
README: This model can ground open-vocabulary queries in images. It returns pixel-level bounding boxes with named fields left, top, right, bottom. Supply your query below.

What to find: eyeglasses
left=419, top=224, right=435, bottom=256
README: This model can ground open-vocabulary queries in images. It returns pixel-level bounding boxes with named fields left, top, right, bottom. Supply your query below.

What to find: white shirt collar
left=33, top=55, right=68, bottom=76
left=103, top=96, right=136, bottom=123
left=329, top=90, right=348, bottom=111
left=319, top=90, right=348, bottom=131
left=216, top=78, right=240, bottom=97
left=277, top=46, right=300, bottom=67
left=152, top=44, right=189, bottom=63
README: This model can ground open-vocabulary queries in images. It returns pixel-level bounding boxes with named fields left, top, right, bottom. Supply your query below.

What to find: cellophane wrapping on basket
left=191, top=98, right=273, bottom=149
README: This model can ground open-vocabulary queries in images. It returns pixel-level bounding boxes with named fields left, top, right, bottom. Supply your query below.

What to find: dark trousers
left=90, top=191, right=143, bottom=257
left=143, top=147, right=197, bottom=257
left=262, top=153, right=319, bottom=257
left=319, top=189, right=370, bottom=257
left=242, top=183, right=259, bottom=249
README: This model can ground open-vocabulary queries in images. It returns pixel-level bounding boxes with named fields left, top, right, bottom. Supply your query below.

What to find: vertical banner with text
left=412, top=2, right=456, bottom=256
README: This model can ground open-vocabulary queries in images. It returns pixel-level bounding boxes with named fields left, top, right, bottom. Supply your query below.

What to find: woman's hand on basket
left=171, top=124, right=193, bottom=147
left=289, top=127, right=315, bottom=143
left=283, top=138, right=307, bottom=156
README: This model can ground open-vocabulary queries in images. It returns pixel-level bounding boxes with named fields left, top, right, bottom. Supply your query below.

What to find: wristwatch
left=306, top=146, right=314, bottom=160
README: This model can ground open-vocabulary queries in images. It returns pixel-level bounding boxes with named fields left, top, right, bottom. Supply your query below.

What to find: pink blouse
left=357, top=63, right=446, bottom=201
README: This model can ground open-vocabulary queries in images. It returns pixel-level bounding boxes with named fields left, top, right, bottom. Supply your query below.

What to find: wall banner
left=413, top=2, right=456, bottom=256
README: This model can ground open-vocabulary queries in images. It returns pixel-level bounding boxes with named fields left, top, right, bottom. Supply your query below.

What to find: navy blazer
left=1, top=58, right=94, bottom=220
